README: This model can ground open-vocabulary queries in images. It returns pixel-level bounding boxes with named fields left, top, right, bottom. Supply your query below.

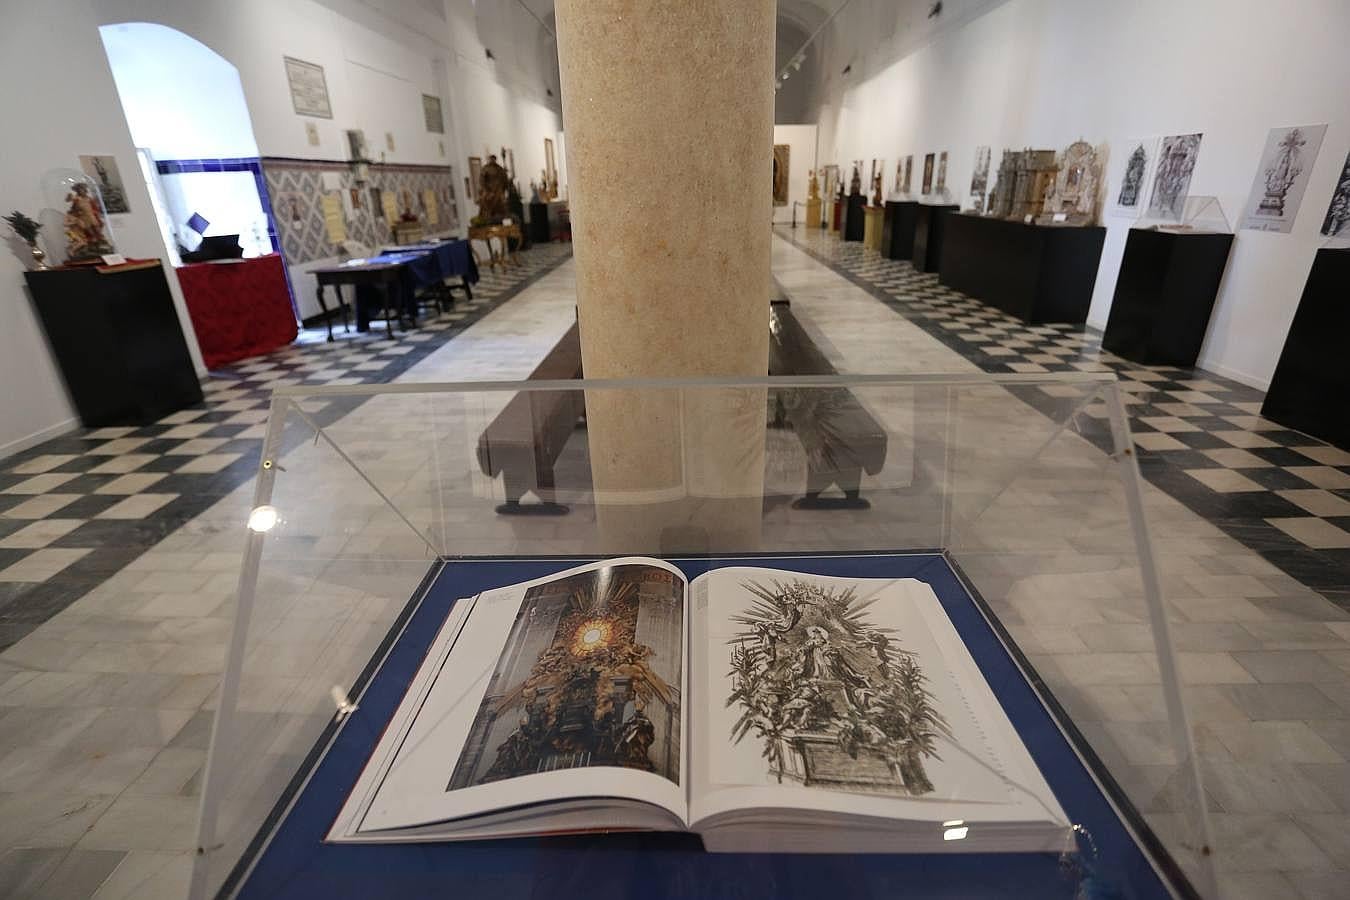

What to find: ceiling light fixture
left=774, top=0, right=854, bottom=84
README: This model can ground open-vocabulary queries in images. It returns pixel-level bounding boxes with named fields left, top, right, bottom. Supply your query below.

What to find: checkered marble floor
left=0, top=244, right=573, bottom=652
left=778, top=226, right=1350, bottom=610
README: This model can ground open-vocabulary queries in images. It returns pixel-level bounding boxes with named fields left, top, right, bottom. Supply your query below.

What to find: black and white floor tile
left=0, top=244, right=573, bottom=651
left=780, top=226, right=1350, bottom=609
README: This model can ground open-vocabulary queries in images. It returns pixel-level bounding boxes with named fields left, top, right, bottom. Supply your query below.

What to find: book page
left=689, top=568, right=1065, bottom=830
left=343, top=557, right=689, bottom=836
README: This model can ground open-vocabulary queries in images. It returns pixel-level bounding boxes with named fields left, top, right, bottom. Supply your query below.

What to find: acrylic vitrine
left=189, top=373, right=1217, bottom=899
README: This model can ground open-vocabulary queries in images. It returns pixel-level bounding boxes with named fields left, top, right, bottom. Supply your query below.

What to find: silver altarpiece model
left=987, top=149, right=1058, bottom=220
left=1037, top=140, right=1103, bottom=226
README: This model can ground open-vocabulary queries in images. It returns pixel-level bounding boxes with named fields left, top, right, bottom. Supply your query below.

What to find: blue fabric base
left=233, top=553, right=1173, bottom=899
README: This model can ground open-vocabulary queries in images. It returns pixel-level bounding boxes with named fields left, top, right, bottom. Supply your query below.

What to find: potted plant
left=3, top=211, right=47, bottom=269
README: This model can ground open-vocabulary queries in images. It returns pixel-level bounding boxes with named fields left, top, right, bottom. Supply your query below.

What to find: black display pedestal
left=527, top=202, right=550, bottom=244
left=883, top=200, right=918, bottom=260
left=1261, top=247, right=1350, bottom=450
left=912, top=203, right=959, bottom=273
left=508, top=197, right=529, bottom=250
left=843, top=194, right=866, bottom=242
left=24, top=262, right=203, bottom=426
left=1102, top=228, right=1234, bottom=367
left=939, top=213, right=1106, bottom=324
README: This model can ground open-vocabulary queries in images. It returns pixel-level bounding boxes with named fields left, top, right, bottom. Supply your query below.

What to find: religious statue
left=871, top=172, right=883, bottom=207
left=476, top=153, right=510, bottom=221
left=617, top=701, right=657, bottom=771
left=808, top=168, right=819, bottom=201
left=849, top=163, right=862, bottom=197
left=62, top=182, right=113, bottom=262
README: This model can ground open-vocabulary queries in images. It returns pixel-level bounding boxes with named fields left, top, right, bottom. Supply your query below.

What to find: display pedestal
left=1261, top=247, right=1350, bottom=449
left=1102, top=229, right=1233, bottom=367
left=912, top=204, right=959, bottom=273
left=863, top=206, right=884, bottom=251
left=528, top=202, right=551, bottom=244
left=884, top=200, right=918, bottom=261
left=175, top=254, right=297, bottom=369
left=24, top=261, right=203, bottom=425
left=843, top=195, right=866, bottom=242
left=805, top=197, right=821, bottom=229
left=939, top=213, right=1106, bottom=324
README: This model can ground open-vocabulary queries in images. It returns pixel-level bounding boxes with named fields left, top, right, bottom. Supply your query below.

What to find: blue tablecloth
left=355, top=240, right=478, bottom=329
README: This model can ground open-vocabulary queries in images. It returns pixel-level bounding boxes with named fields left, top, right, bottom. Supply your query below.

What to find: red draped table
left=175, top=254, right=297, bottom=369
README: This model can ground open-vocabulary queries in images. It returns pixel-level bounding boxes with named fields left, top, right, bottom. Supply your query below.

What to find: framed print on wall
left=284, top=56, right=332, bottom=119
left=423, top=94, right=445, bottom=134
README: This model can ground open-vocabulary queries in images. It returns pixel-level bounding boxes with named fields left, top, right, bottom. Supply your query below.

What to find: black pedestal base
left=1102, top=228, right=1233, bottom=367
left=939, top=213, right=1106, bottom=324
left=1261, top=247, right=1350, bottom=450
left=844, top=195, right=867, bottom=242
left=495, top=500, right=570, bottom=516
left=793, top=493, right=871, bottom=511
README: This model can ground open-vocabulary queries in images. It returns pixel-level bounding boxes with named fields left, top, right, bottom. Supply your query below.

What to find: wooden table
left=310, top=258, right=407, bottom=340
left=468, top=223, right=523, bottom=271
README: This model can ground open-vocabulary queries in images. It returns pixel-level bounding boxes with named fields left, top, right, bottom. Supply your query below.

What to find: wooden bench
left=475, top=322, right=585, bottom=514
left=767, top=298, right=888, bottom=509
left=476, top=294, right=887, bottom=514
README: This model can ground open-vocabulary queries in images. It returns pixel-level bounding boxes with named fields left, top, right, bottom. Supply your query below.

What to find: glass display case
left=1145, top=195, right=1231, bottom=234
left=189, top=373, right=1216, bottom=899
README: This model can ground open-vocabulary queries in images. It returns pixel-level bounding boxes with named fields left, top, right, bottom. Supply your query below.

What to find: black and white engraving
left=1147, top=133, right=1202, bottom=221
left=968, top=146, right=991, bottom=211
left=1242, top=124, right=1327, bottom=233
left=1321, top=150, right=1350, bottom=238
left=726, top=578, right=951, bottom=796
left=1117, top=144, right=1147, bottom=209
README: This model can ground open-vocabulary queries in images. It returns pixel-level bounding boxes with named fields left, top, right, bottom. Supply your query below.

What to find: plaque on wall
left=423, top=94, right=445, bottom=134
left=284, top=56, right=333, bottom=119
left=921, top=153, right=935, bottom=195
left=935, top=151, right=948, bottom=194
left=1240, top=124, right=1327, bottom=234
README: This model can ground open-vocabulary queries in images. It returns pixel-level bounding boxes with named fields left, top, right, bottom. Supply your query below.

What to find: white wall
left=100, top=22, right=259, bottom=160
left=0, top=0, right=205, bottom=459
left=772, top=124, right=819, bottom=226
left=811, top=0, right=1350, bottom=389
left=91, top=0, right=563, bottom=234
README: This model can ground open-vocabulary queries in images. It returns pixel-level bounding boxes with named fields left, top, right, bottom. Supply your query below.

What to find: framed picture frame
left=468, top=156, right=482, bottom=202
left=283, top=56, right=332, bottom=119
left=422, top=94, right=444, bottom=134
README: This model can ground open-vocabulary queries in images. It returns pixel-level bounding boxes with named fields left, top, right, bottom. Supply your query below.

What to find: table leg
left=316, top=284, right=334, bottom=341
left=380, top=284, right=395, bottom=338
left=462, top=276, right=473, bottom=301
left=341, top=285, right=351, bottom=334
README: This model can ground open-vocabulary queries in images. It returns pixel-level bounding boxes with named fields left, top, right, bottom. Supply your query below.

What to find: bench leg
left=494, top=467, right=569, bottom=516
left=792, top=465, right=870, bottom=510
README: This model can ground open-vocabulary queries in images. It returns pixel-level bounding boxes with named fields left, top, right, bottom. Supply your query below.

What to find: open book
left=329, top=558, right=1070, bottom=853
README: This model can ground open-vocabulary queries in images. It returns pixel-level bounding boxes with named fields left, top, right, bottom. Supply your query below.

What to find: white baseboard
left=0, top=416, right=79, bottom=462
left=1194, top=357, right=1270, bottom=392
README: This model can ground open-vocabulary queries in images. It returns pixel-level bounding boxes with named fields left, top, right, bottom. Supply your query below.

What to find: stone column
left=555, top=0, right=774, bottom=554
